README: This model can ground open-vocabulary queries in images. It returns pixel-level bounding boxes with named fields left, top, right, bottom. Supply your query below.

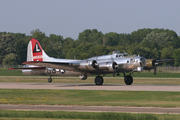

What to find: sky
left=0, top=0, right=180, bottom=40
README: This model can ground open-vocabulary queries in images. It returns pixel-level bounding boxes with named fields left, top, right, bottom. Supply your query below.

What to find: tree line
left=1, top=28, right=180, bottom=66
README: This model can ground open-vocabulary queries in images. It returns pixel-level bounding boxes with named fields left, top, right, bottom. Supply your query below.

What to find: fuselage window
left=127, top=60, right=129, bottom=63
left=116, top=55, right=118, bottom=58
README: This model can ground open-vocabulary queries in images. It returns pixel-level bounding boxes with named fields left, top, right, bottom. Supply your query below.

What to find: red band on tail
left=30, top=38, right=43, bottom=61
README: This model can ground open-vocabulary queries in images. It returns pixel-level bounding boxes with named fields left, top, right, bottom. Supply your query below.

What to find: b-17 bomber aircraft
left=9, top=38, right=172, bottom=85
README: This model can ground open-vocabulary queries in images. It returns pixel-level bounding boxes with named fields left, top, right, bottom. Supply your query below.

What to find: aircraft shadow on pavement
left=56, top=83, right=123, bottom=87
left=54, top=83, right=180, bottom=88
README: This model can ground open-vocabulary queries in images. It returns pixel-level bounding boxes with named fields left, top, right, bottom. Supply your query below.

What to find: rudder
left=27, top=38, right=50, bottom=61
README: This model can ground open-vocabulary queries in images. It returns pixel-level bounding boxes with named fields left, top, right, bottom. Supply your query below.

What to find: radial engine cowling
left=98, top=62, right=118, bottom=72
left=146, top=59, right=156, bottom=68
left=80, top=60, right=98, bottom=71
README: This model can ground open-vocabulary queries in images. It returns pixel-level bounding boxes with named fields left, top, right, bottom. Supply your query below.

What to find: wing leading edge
left=23, top=61, right=80, bottom=71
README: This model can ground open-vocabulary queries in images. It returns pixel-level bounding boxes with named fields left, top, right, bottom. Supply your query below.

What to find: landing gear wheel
left=48, top=78, right=52, bottom=83
left=95, top=76, right=104, bottom=85
left=79, top=75, right=87, bottom=80
left=124, top=75, right=133, bottom=85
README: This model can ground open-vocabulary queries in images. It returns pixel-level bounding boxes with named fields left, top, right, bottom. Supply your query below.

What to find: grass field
left=0, top=110, right=177, bottom=120
left=0, top=110, right=159, bottom=120
left=0, top=110, right=180, bottom=120
left=0, top=89, right=180, bottom=108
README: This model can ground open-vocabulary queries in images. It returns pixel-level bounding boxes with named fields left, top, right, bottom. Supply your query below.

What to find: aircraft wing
left=8, top=67, right=46, bottom=70
left=156, top=59, right=174, bottom=64
left=23, top=61, right=80, bottom=71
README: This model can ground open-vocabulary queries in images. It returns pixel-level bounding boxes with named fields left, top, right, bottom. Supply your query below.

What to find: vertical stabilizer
left=27, top=38, right=51, bottom=61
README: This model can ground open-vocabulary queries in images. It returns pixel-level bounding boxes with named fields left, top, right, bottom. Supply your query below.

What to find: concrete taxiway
left=1, top=82, right=180, bottom=114
left=0, top=104, right=180, bottom=114
left=0, top=82, right=180, bottom=91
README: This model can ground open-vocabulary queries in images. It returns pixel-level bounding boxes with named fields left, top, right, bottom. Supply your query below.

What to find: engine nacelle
left=98, top=62, right=118, bottom=72
left=146, top=59, right=156, bottom=68
left=79, top=60, right=98, bottom=71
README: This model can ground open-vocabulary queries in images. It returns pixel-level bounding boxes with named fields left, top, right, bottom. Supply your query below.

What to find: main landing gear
left=93, top=73, right=133, bottom=86
left=48, top=76, right=52, bottom=83
left=95, top=76, right=104, bottom=85
left=123, top=73, right=133, bottom=85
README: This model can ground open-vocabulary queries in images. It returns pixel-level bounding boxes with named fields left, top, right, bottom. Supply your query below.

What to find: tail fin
left=27, top=38, right=51, bottom=61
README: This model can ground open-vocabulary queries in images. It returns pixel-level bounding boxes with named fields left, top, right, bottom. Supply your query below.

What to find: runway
left=1, top=82, right=180, bottom=114
left=0, top=104, right=180, bottom=114
left=0, top=82, right=180, bottom=91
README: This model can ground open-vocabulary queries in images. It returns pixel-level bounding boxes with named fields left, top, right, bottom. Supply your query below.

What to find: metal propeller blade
left=154, top=62, right=159, bottom=75
left=154, top=66, right=157, bottom=75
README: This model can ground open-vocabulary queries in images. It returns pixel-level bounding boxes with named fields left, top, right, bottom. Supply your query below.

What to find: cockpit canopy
left=112, top=51, right=129, bottom=58
left=112, top=51, right=120, bottom=55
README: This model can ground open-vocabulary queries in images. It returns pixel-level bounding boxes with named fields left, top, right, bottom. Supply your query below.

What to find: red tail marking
left=30, top=38, right=43, bottom=61
left=8, top=68, right=14, bottom=70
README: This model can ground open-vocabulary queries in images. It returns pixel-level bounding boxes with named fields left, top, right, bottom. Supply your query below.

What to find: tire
left=48, top=78, right=52, bottom=83
left=95, top=76, right=104, bottom=85
left=124, top=75, right=133, bottom=85
left=79, top=75, right=87, bottom=80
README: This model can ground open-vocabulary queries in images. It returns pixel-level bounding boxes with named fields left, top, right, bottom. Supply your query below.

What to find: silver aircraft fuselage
left=23, top=52, right=146, bottom=76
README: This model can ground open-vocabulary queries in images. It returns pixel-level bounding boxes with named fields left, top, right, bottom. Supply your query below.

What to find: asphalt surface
left=0, top=82, right=180, bottom=91
left=0, top=104, right=180, bottom=114
left=0, top=82, right=180, bottom=114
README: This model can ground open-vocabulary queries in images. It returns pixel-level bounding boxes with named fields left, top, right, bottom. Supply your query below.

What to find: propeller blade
left=154, top=66, right=157, bottom=75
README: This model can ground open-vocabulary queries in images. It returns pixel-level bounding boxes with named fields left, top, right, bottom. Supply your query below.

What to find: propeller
left=112, top=62, right=119, bottom=77
left=154, top=66, right=157, bottom=75
left=153, top=60, right=157, bottom=75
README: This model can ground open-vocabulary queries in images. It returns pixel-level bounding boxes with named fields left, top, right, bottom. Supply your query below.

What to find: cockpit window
left=124, top=54, right=129, bottom=57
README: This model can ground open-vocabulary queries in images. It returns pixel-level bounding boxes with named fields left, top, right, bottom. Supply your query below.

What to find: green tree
left=78, top=29, right=103, bottom=45
left=48, top=34, right=63, bottom=58
left=104, top=32, right=119, bottom=46
left=173, top=48, right=180, bottom=66
left=161, top=46, right=174, bottom=59
left=0, top=33, right=16, bottom=64
left=143, top=31, right=172, bottom=48
left=172, top=38, right=180, bottom=49
left=131, top=28, right=152, bottom=43
left=118, top=33, right=131, bottom=47
left=2, top=53, right=18, bottom=65
left=62, top=37, right=75, bottom=58
left=16, top=36, right=31, bottom=64
left=30, top=29, right=46, bottom=42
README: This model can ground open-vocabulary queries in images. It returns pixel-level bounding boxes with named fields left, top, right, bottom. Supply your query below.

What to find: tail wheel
left=95, top=76, right=104, bottom=85
left=48, top=78, right=52, bottom=83
left=124, top=75, right=133, bottom=85
left=79, top=75, right=87, bottom=80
